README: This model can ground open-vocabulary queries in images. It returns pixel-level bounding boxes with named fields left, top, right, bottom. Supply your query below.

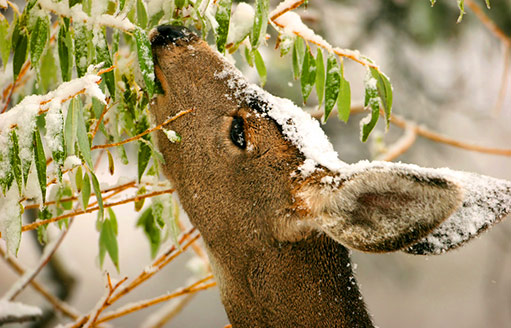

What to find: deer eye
left=230, top=116, right=246, bottom=149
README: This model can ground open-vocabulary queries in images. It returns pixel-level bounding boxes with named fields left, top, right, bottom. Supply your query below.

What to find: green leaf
left=74, top=22, right=90, bottom=78
left=57, top=183, right=73, bottom=211
left=361, top=73, right=380, bottom=142
left=133, top=28, right=154, bottom=98
left=33, top=129, right=47, bottom=203
left=134, top=186, right=146, bottom=212
left=137, top=207, right=162, bottom=259
left=457, top=0, right=465, bottom=23
left=337, top=75, right=351, bottom=123
left=369, top=67, right=393, bottom=127
left=76, top=101, right=93, bottom=169
left=430, top=0, right=436, bottom=6
left=58, top=22, right=72, bottom=82
left=65, top=98, right=79, bottom=156
left=29, top=16, right=49, bottom=69
left=485, top=0, right=491, bottom=9
left=253, top=49, right=267, bottom=87
left=107, top=150, right=115, bottom=175
left=138, top=140, right=151, bottom=183
left=136, top=0, right=148, bottom=29
left=9, top=130, right=22, bottom=194
left=75, top=165, right=83, bottom=192
left=0, top=188, right=22, bottom=255
left=40, top=43, right=58, bottom=92
left=292, top=37, right=305, bottom=80
left=324, top=53, right=340, bottom=122
left=244, top=45, right=254, bottom=67
left=250, top=0, right=269, bottom=50
left=90, top=171, right=103, bottom=220
left=81, top=171, right=91, bottom=210
left=13, top=27, right=28, bottom=81
left=215, top=0, right=231, bottom=53
left=37, top=207, right=52, bottom=245
left=99, top=211, right=119, bottom=271
left=315, top=49, right=325, bottom=107
left=0, top=16, right=11, bottom=69
left=300, top=45, right=316, bottom=104
left=95, top=29, right=115, bottom=99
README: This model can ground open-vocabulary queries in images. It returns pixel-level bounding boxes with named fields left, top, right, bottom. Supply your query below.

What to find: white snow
left=226, top=3, right=255, bottom=45
left=273, top=12, right=329, bottom=49
left=63, top=156, right=83, bottom=170
left=0, top=299, right=42, bottom=322
left=270, top=0, right=302, bottom=19
left=214, top=60, right=346, bottom=175
left=0, top=0, right=7, bottom=9
left=38, top=0, right=135, bottom=31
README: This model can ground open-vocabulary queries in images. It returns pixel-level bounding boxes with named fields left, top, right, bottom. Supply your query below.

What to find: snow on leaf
left=226, top=3, right=254, bottom=46
left=250, top=0, right=269, bottom=50
left=33, top=128, right=47, bottom=203
left=134, top=28, right=155, bottom=98
left=215, top=0, right=232, bottom=53
left=0, top=187, right=22, bottom=255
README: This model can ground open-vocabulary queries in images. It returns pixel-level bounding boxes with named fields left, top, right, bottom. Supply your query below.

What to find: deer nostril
left=151, top=25, right=196, bottom=47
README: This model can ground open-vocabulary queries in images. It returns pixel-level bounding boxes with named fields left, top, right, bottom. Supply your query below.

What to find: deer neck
left=204, top=232, right=374, bottom=328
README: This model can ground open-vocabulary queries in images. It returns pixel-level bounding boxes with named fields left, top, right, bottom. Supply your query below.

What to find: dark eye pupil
left=230, top=116, right=246, bottom=149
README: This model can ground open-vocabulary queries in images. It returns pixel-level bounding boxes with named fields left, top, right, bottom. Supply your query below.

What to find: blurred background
left=1, top=0, right=511, bottom=327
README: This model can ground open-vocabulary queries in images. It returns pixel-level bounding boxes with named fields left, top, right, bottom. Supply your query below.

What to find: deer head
left=150, top=25, right=511, bottom=327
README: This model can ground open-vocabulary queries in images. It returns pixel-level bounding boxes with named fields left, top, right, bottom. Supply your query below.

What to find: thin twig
left=0, top=244, right=80, bottom=319
left=4, top=222, right=73, bottom=301
left=91, top=108, right=194, bottom=150
left=108, top=228, right=200, bottom=304
left=465, top=0, right=511, bottom=46
left=493, top=44, right=511, bottom=115
left=1, top=62, right=31, bottom=114
left=96, top=275, right=216, bottom=324
left=84, top=273, right=128, bottom=327
left=12, top=188, right=174, bottom=235
left=376, top=120, right=418, bottom=161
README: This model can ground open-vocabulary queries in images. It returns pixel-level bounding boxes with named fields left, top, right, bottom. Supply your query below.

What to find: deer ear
left=311, top=162, right=511, bottom=254
left=312, top=163, right=462, bottom=253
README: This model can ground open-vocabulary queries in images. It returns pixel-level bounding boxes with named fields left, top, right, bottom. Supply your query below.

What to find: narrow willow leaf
left=74, top=23, right=89, bottom=78
left=134, top=186, right=146, bottom=212
left=370, top=67, right=393, bottom=127
left=361, top=74, right=380, bottom=142
left=253, top=49, right=267, bottom=87
left=148, top=10, right=164, bottom=28
left=0, top=16, right=10, bottom=68
left=292, top=37, right=305, bottom=80
left=37, top=207, right=52, bottom=245
left=244, top=46, right=254, bottom=67
left=40, top=44, right=58, bottom=92
left=29, top=16, right=49, bottom=69
left=278, top=34, right=294, bottom=57
left=33, top=129, right=47, bottom=203
left=80, top=171, right=91, bottom=210
left=250, top=0, right=269, bottom=49
left=138, top=140, right=151, bottom=183
left=75, top=165, right=83, bottom=192
left=99, top=211, right=119, bottom=271
left=430, top=0, right=436, bottom=6
left=136, top=0, right=148, bottom=29
left=315, top=49, right=325, bottom=107
left=58, top=22, right=72, bottom=81
left=457, top=0, right=465, bottom=23
left=57, top=184, right=73, bottom=211
left=65, top=98, right=79, bottom=156
left=137, top=207, right=161, bottom=259
left=90, top=171, right=103, bottom=220
left=133, top=28, right=154, bottom=98
left=76, top=102, right=93, bottom=169
left=0, top=188, right=22, bottom=255
left=485, top=0, right=490, bottom=9
left=95, top=29, right=115, bottom=99
left=300, top=45, right=317, bottom=104
left=215, top=0, right=231, bottom=53
left=107, top=150, right=114, bottom=175
left=13, top=28, right=28, bottom=81
left=337, top=69, right=351, bottom=123
left=324, top=53, right=341, bottom=122
left=9, top=130, right=22, bottom=193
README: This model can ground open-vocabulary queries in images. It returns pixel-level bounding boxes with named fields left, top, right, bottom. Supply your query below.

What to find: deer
left=149, top=25, right=511, bottom=328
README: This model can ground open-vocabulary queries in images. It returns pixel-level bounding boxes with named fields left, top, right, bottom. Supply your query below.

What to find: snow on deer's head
left=150, top=25, right=511, bottom=256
